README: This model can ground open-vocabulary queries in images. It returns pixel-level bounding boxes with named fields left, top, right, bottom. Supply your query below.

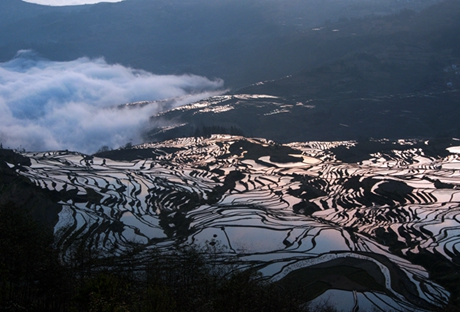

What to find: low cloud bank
left=0, top=50, right=224, bottom=153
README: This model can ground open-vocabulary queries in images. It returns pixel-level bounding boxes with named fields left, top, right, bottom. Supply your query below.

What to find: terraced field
left=9, top=135, right=460, bottom=311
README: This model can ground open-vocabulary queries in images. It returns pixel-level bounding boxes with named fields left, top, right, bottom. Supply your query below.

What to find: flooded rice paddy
left=11, top=135, right=460, bottom=311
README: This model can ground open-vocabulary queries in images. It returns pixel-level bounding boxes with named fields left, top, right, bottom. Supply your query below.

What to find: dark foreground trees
left=0, top=201, right=306, bottom=312
left=0, top=202, right=71, bottom=311
left=5, top=202, right=460, bottom=312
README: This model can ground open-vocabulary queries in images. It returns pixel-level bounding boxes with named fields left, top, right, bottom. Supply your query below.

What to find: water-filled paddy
left=17, top=135, right=460, bottom=311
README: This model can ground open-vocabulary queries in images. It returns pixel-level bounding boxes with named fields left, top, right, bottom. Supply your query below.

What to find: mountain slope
left=0, top=0, right=443, bottom=87
left=145, top=0, right=460, bottom=143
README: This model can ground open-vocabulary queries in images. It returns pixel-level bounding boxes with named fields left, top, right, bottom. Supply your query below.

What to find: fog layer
left=0, top=50, right=224, bottom=153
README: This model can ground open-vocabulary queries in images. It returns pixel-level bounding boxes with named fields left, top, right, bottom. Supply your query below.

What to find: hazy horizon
left=22, top=0, right=123, bottom=6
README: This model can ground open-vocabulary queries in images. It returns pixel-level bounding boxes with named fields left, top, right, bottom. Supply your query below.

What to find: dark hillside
left=0, top=0, right=84, bottom=27
left=242, top=0, right=460, bottom=95
left=0, top=0, right=443, bottom=88
left=0, top=149, right=61, bottom=229
left=147, top=0, right=460, bottom=143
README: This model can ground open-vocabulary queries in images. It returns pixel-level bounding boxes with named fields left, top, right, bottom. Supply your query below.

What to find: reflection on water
left=16, top=135, right=460, bottom=311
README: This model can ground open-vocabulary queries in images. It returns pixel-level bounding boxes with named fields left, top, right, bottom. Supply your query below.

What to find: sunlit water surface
left=13, top=135, right=460, bottom=311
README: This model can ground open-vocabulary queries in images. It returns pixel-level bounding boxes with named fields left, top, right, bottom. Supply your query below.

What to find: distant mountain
left=145, top=0, right=460, bottom=143
left=0, top=0, right=84, bottom=27
left=0, top=0, right=443, bottom=87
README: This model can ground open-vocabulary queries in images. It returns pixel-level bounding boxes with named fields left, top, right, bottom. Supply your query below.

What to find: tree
left=0, top=202, right=71, bottom=311
left=96, top=145, right=110, bottom=153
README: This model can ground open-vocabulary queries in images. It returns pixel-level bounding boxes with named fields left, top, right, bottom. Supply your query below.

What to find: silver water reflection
left=14, top=135, right=460, bottom=311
